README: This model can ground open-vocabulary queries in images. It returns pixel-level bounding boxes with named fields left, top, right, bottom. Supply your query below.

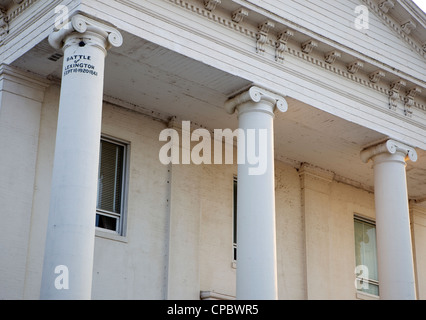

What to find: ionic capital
left=48, top=14, right=123, bottom=52
left=360, top=139, right=418, bottom=163
left=224, top=86, right=288, bottom=115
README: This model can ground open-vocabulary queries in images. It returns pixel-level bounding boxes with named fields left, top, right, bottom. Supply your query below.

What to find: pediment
left=359, top=0, right=426, bottom=77
left=235, top=0, right=426, bottom=82
left=215, top=0, right=426, bottom=113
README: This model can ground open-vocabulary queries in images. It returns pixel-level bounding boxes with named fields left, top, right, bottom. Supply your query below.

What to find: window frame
left=354, top=214, right=379, bottom=298
left=96, top=135, right=129, bottom=237
left=232, top=175, right=237, bottom=268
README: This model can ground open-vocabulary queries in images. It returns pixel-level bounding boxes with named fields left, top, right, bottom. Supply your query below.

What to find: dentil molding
left=0, top=8, right=8, bottom=45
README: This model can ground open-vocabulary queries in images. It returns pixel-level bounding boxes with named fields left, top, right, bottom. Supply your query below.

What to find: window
left=232, top=176, right=237, bottom=263
left=354, top=216, right=379, bottom=296
left=96, top=137, right=127, bottom=235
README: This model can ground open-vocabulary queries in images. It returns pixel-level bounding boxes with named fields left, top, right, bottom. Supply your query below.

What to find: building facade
left=0, top=0, right=426, bottom=300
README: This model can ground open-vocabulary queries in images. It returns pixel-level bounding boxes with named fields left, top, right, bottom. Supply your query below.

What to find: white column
left=225, top=86, right=288, bottom=300
left=361, top=139, right=418, bottom=300
left=40, top=15, right=122, bottom=299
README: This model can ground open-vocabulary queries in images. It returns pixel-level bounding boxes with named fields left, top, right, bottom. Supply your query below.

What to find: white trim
left=354, top=213, right=376, bottom=225
left=356, top=291, right=380, bottom=300
left=354, top=215, right=380, bottom=297
left=95, top=227, right=128, bottom=243
left=97, top=135, right=130, bottom=237
left=200, top=290, right=236, bottom=300
left=232, top=175, right=237, bottom=267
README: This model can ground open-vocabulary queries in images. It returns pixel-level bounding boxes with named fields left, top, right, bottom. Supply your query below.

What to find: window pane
left=355, top=279, right=379, bottom=296
left=96, top=213, right=117, bottom=231
left=97, top=140, right=124, bottom=213
left=365, top=283, right=379, bottom=296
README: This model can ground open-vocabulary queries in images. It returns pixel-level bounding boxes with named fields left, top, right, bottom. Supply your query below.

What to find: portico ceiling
left=11, top=30, right=426, bottom=204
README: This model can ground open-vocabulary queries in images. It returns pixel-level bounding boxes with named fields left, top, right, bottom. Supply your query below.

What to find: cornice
left=0, top=0, right=39, bottom=44
left=164, top=0, right=257, bottom=37
left=228, top=0, right=426, bottom=68
left=6, top=0, right=39, bottom=23
left=162, top=0, right=426, bottom=116
left=0, top=8, right=8, bottom=45
left=398, top=0, right=426, bottom=29
left=0, top=0, right=61, bottom=47
left=0, top=63, right=51, bottom=88
left=0, top=64, right=51, bottom=102
left=102, top=94, right=172, bottom=124
left=299, top=163, right=335, bottom=185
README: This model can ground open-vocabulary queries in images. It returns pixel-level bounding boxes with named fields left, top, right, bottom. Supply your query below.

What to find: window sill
left=356, top=291, right=379, bottom=300
left=95, top=228, right=128, bottom=243
left=200, top=291, right=236, bottom=300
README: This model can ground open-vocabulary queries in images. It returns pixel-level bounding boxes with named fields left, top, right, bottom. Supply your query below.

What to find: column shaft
left=373, top=153, right=415, bottom=299
left=40, top=15, right=122, bottom=299
left=225, top=86, right=287, bottom=300
left=361, top=140, right=417, bottom=300
left=237, top=101, right=277, bottom=300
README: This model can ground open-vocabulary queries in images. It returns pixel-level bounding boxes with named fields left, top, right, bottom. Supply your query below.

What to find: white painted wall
left=411, top=205, right=426, bottom=300
left=0, top=67, right=48, bottom=299
left=23, top=83, right=60, bottom=299
left=90, top=103, right=171, bottom=299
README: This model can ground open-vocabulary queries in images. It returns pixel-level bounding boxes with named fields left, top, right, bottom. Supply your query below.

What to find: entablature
left=1, top=0, right=425, bottom=111
left=1, top=0, right=426, bottom=149
left=160, top=0, right=426, bottom=116
left=171, top=0, right=426, bottom=117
